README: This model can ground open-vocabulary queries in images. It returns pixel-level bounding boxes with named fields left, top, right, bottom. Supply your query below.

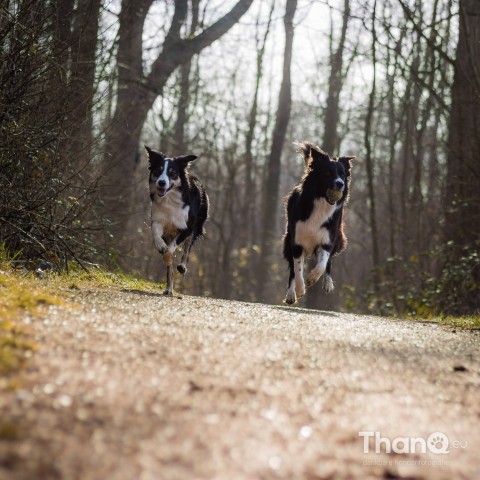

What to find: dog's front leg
left=177, top=236, right=193, bottom=275
left=306, top=247, right=330, bottom=287
left=169, top=229, right=192, bottom=275
left=285, top=246, right=303, bottom=305
left=163, top=251, right=175, bottom=296
left=152, top=222, right=168, bottom=254
left=295, top=254, right=306, bottom=299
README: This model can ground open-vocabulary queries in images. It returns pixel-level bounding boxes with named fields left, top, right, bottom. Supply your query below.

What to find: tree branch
left=147, top=0, right=254, bottom=94
left=397, top=0, right=455, bottom=66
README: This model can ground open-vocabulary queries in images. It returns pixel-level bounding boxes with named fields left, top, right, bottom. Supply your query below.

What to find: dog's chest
left=294, top=198, right=336, bottom=254
left=151, top=190, right=189, bottom=235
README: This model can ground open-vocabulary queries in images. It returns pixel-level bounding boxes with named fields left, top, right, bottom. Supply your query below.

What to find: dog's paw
left=163, top=289, right=173, bottom=296
left=295, top=282, right=306, bottom=298
left=157, top=245, right=168, bottom=255
left=284, top=290, right=297, bottom=305
left=323, top=275, right=335, bottom=293
left=177, top=264, right=187, bottom=275
left=306, top=268, right=321, bottom=287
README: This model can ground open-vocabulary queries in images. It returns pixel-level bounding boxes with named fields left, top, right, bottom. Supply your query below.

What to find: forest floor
left=0, top=284, right=479, bottom=480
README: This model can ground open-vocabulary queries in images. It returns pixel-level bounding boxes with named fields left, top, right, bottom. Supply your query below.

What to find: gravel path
left=0, top=289, right=479, bottom=480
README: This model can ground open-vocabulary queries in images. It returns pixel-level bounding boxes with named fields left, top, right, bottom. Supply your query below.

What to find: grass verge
left=435, top=315, right=480, bottom=329
left=0, top=269, right=61, bottom=374
left=0, top=265, right=163, bottom=375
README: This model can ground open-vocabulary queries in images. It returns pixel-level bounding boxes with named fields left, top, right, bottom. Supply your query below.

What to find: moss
left=0, top=269, right=57, bottom=374
left=53, top=265, right=163, bottom=293
left=0, top=335, right=35, bottom=374
left=437, top=316, right=480, bottom=330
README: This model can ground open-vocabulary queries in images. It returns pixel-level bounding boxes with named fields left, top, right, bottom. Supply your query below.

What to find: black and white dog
left=283, top=142, right=354, bottom=305
left=145, top=146, right=209, bottom=296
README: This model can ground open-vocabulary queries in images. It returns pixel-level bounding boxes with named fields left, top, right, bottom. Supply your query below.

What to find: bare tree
left=257, top=0, right=297, bottom=301
left=243, top=1, right=275, bottom=244
left=445, top=0, right=480, bottom=250
left=102, top=0, right=254, bottom=228
left=68, top=0, right=102, bottom=164
left=323, top=0, right=351, bottom=154
left=443, top=0, right=480, bottom=313
left=172, top=0, right=200, bottom=153
left=306, top=0, right=351, bottom=309
left=364, top=0, right=380, bottom=293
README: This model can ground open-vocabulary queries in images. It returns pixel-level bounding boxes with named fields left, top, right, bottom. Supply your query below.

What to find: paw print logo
left=427, top=432, right=449, bottom=454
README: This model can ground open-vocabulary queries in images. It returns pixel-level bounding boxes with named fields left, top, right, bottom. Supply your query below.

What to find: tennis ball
left=326, top=188, right=343, bottom=203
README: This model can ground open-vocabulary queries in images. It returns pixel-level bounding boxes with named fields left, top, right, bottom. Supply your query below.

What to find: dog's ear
left=175, top=155, right=198, bottom=168
left=145, top=146, right=165, bottom=169
left=295, top=142, right=315, bottom=164
left=339, top=156, right=355, bottom=175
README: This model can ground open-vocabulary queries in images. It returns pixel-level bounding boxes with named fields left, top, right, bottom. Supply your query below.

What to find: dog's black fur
left=283, top=142, right=354, bottom=305
left=145, top=146, right=209, bottom=295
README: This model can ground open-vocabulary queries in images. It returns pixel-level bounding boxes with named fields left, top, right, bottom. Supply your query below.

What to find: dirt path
left=0, top=289, right=479, bottom=480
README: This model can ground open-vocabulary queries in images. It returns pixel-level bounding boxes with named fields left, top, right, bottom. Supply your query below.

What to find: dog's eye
left=170, top=172, right=178, bottom=180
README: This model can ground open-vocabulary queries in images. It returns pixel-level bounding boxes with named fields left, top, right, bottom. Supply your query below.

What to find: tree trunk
left=172, top=0, right=200, bottom=153
left=322, top=0, right=350, bottom=154
left=243, top=1, right=274, bottom=246
left=445, top=0, right=480, bottom=250
left=68, top=0, right=102, bottom=168
left=102, top=0, right=254, bottom=211
left=443, top=0, right=480, bottom=314
left=306, top=0, right=350, bottom=309
left=50, top=0, right=74, bottom=89
left=257, top=0, right=297, bottom=302
left=364, top=0, right=380, bottom=292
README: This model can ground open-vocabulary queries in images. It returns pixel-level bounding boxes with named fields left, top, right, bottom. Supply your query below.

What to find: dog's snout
left=335, top=179, right=344, bottom=189
left=157, top=179, right=166, bottom=187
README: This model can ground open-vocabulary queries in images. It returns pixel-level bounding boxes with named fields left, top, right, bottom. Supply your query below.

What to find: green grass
left=0, top=269, right=55, bottom=374
left=58, top=267, right=163, bottom=293
left=435, top=315, right=480, bottom=329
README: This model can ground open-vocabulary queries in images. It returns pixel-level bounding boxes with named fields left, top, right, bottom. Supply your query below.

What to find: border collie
left=145, top=146, right=209, bottom=296
left=283, top=142, right=354, bottom=305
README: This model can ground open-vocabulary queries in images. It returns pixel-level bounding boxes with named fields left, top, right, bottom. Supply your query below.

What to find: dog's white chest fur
left=151, top=190, right=189, bottom=237
left=295, top=198, right=336, bottom=255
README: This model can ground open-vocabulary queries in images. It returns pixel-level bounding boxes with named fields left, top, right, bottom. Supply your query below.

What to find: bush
left=353, top=242, right=480, bottom=317
left=0, top=1, right=100, bottom=270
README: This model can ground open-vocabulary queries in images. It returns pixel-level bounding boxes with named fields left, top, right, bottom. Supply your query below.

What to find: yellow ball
left=326, top=188, right=343, bottom=202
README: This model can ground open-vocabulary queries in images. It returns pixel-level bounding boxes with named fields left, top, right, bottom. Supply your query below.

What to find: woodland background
left=1, top=0, right=479, bottom=316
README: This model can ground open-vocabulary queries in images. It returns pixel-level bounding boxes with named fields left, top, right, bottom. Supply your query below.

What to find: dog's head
left=296, top=142, right=354, bottom=205
left=145, top=146, right=197, bottom=198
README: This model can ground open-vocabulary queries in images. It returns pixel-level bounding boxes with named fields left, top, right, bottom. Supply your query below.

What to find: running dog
left=145, top=146, right=209, bottom=296
left=283, top=142, right=354, bottom=305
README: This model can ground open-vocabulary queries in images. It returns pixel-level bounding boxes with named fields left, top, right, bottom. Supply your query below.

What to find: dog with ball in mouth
left=283, top=142, right=354, bottom=305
